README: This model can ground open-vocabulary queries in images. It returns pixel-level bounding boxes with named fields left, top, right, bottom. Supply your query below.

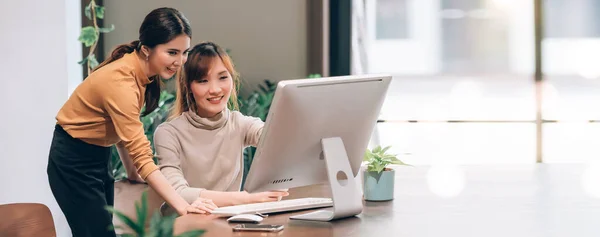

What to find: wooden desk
left=172, top=164, right=600, bottom=237
left=173, top=184, right=365, bottom=237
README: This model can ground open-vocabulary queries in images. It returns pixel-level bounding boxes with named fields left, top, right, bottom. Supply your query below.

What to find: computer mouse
left=227, top=214, right=264, bottom=223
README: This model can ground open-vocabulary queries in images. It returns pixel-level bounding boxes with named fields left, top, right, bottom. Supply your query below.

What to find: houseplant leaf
left=98, top=24, right=115, bottom=33
left=78, top=26, right=98, bottom=47
left=135, top=192, right=148, bottom=232
left=88, top=54, right=99, bottom=69
left=105, top=206, right=144, bottom=235
left=95, top=5, right=105, bottom=19
left=77, top=57, right=88, bottom=65
left=84, top=2, right=92, bottom=20
left=160, top=214, right=176, bottom=237
left=149, top=211, right=164, bottom=236
left=363, top=150, right=373, bottom=162
left=391, top=159, right=412, bottom=166
left=373, top=145, right=382, bottom=154
left=380, top=146, right=392, bottom=154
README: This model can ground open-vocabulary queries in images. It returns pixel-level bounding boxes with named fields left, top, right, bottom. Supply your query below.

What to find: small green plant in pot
left=363, top=145, right=410, bottom=201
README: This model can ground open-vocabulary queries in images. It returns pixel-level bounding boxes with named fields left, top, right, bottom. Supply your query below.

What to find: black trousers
left=47, top=124, right=116, bottom=237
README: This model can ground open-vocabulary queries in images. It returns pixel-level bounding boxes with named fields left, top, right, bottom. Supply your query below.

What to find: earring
left=145, top=55, right=149, bottom=61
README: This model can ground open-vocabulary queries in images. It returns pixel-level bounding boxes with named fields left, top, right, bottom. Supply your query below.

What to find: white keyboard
left=211, top=198, right=333, bottom=216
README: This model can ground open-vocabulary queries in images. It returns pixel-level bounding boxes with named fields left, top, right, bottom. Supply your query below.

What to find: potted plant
left=106, top=191, right=205, bottom=237
left=362, top=145, right=410, bottom=201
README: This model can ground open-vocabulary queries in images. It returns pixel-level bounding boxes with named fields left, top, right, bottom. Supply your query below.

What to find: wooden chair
left=0, top=203, right=56, bottom=237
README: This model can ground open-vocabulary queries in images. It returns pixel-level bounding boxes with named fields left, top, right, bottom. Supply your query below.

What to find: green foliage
left=78, top=0, right=114, bottom=75
left=363, top=146, right=410, bottom=174
left=106, top=191, right=205, bottom=237
left=110, top=90, right=176, bottom=180
left=79, top=26, right=98, bottom=47
left=99, top=24, right=116, bottom=33
left=140, top=90, right=177, bottom=147
left=239, top=80, right=277, bottom=121
left=94, top=5, right=105, bottom=19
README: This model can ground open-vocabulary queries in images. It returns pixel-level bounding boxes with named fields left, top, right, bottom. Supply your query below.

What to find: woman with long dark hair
left=47, top=8, right=215, bottom=237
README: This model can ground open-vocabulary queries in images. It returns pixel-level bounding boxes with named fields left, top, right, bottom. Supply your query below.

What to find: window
left=375, top=0, right=409, bottom=39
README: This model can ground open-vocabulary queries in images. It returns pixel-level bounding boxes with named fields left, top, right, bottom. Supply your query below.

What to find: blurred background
left=93, top=0, right=600, bottom=167
left=3, top=0, right=600, bottom=235
left=370, top=0, right=600, bottom=165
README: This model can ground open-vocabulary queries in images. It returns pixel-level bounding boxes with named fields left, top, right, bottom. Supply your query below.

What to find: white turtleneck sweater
left=153, top=109, right=264, bottom=204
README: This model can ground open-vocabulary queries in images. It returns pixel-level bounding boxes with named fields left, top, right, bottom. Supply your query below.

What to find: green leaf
left=88, top=54, right=99, bottom=69
left=95, top=5, right=105, bottom=19
left=161, top=90, right=175, bottom=101
left=98, top=24, right=115, bottom=33
left=258, top=84, right=269, bottom=94
left=373, top=162, right=384, bottom=173
left=392, top=159, right=412, bottom=166
left=149, top=211, right=161, bottom=230
left=149, top=211, right=167, bottom=237
left=373, top=145, right=382, bottom=153
left=105, top=206, right=145, bottom=235
left=381, top=146, right=392, bottom=154
left=78, top=26, right=98, bottom=47
left=84, top=2, right=92, bottom=20
left=366, top=152, right=375, bottom=162
left=176, top=230, right=206, bottom=237
left=160, top=215, right=176, bottom=237
left=77, top=57, right=88, bottom=65
left=135, top=192, right=148, bottom=232
left=363, top=150, right=371, bottom=161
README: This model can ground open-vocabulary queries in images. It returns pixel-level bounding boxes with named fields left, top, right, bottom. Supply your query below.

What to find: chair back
left=0, top=203, right=56, bottom=237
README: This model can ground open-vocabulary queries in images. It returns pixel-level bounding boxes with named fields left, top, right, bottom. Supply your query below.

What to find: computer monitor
left=243, top=74, right=392, bottom=221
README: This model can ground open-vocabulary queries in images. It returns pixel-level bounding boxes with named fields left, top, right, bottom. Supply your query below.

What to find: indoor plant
left=106, top=191, right=205, bottom=237
left=362, top=145, right=410, bottom=201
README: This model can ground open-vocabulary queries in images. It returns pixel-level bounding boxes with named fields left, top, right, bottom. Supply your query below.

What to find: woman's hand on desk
left=243, top=190, right=289, bottom=203
left=188, top=197, right=218, bottom=214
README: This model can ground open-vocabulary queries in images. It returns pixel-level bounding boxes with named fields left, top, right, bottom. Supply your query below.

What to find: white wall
left=0, top=0, right=81, bottom=236
left=103, top=0, right=308, bottom=93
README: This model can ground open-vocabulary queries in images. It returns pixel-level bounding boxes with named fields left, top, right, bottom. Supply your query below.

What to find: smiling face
left=190, top=57, right=233, bottom=118
left=144, top=34, right=190, bottom=79
left=171, top=42, right=241, bottom=119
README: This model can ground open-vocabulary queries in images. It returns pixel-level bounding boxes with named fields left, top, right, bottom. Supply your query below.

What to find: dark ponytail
left=142, top=77, right=161, bottom=117
left=97, top=7, right=191, bottom=117
left=94, top=40, right=140, bottom=71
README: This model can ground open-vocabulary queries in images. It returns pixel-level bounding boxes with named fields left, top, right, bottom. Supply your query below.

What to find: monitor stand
left=289, top=137, right=363, bottom=221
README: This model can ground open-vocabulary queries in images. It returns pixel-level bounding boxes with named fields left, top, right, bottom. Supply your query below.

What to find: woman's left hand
left=190, top=197, right=218, bottom=214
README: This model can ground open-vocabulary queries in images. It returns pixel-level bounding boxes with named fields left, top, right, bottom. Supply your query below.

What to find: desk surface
left=173, top=164, right=600, bottom=237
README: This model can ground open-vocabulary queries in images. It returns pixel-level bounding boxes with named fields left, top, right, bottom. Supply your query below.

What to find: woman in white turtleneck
left=153, top=42, right=288, bottom=210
